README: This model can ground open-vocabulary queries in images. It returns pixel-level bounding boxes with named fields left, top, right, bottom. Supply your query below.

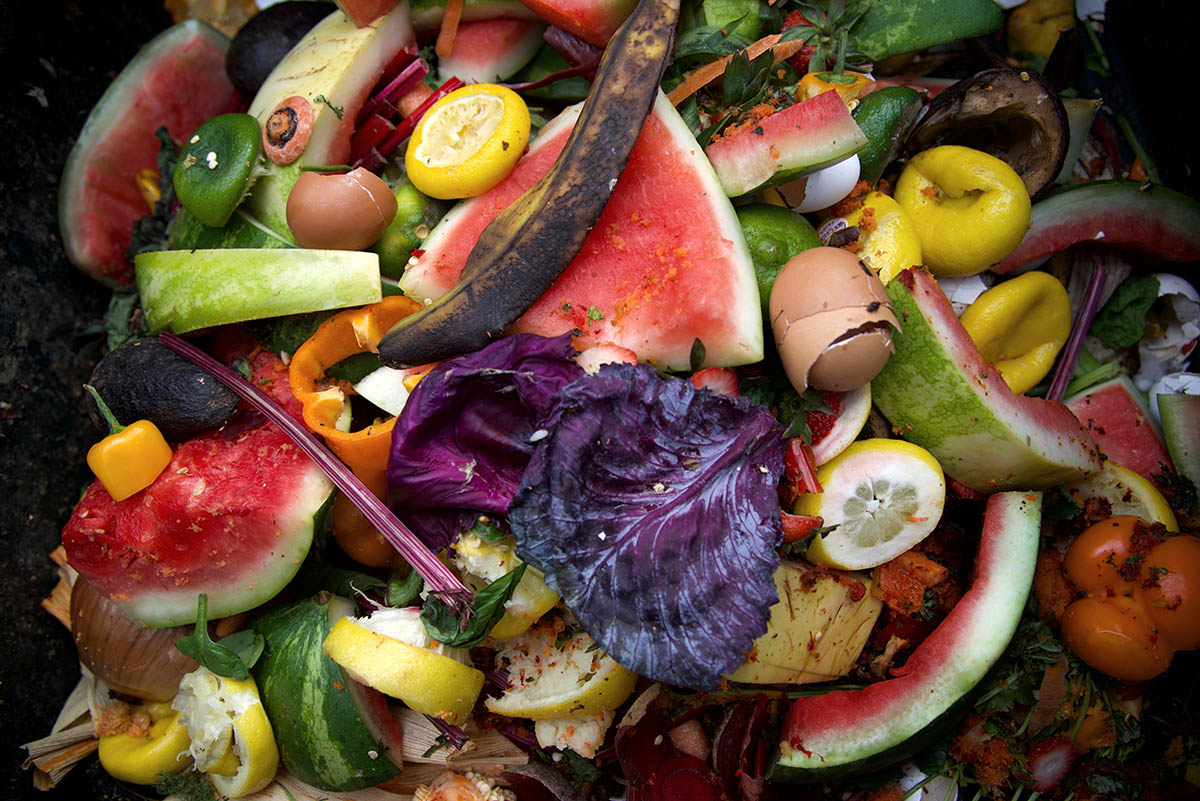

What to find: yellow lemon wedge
left=97, top=702, right=193, bottom=785
left=453, top=532, right=559, bottom=640
left=843, top=191, right=922, bottom=284
left=171, top=668, right=279, bottom=798
left=323, top=611, right=484, bottom=725
left=796, top=438, right=947, bottom=570
left=485, top=617, right=637, bottom=720
left=1066, top=460, right=1179, bottom=531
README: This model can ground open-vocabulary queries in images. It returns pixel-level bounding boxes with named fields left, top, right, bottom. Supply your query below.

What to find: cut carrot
left=435, top=0, right=465, bottom=61
left=667, top=34, right=809, bottom=106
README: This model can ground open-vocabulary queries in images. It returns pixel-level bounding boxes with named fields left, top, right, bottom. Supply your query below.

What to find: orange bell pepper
left=289, top=295, right=423, bottom=566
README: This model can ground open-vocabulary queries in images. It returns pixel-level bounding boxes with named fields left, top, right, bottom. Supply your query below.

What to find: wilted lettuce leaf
left=387, top=333, right=583, bottom=548
left=509, top=363, right=784, bottom=690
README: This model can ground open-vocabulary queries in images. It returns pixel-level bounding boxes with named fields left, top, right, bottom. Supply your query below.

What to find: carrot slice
left=435, top=0, right=465, bottom=61
left=667, top=35, right=808, bottom=106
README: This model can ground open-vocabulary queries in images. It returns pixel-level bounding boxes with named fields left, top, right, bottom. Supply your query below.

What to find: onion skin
left=70, top=577, right=198, bottom=702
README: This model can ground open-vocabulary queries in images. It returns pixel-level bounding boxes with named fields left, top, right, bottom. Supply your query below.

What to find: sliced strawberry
left=781, top=510, right=823, bottom=543
left=784, top=437, right=822, bottom=501
left=806, top=390, right=844, bottom=446
left=691, top=367, right=740, bottom=397
left=1027, top=736, right=1077, bottom=793
left=576, top=343, right=639, bottom=374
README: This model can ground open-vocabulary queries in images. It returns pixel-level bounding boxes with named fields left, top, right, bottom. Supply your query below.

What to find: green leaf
left=174, top=594, right=250, bottom=680
left=421, top=564, right=527, bottom=648
left=215, top=629, right=264, bottom=671
left=1089, top=274, right=1160, bottom=349
left=387, top=569, right=425, bottom=608
left=690, top=338, right=707, bottom=372
left=468, top=516, right=509, bottom=543
left=326, top=351, right=383, bottom=384
left=851, top=0, right=1004, bottom=62
left=673, top=23, right=750, bottom=62
left=102, top=287, right=146, bottom=352
left=1043, top=485, right=1082, bottom=521
left=778, top=387, right=833, bottom=441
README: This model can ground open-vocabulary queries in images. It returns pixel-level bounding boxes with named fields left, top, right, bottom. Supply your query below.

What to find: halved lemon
left=843, top=191, right=922, bottom=285
left=485, top=619, right=637, bottom=720
left=171, top=668, right=279, bottom=798
left=1066, top=460, right=1179, bottom=531
left=796, top=438, right=946, bottom=570
left=323, top=614, right=484, bottom=725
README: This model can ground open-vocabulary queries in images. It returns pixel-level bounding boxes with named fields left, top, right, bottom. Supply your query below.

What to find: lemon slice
left=1066, top=460, right=1179, bottom=531
left=323, top=611, right=484, bottom=725
left=796, top=439, right=946, bottom=570
left=171, top=668, right=279, bottom=798
left=485, top=618, right=637, bottom=720
left=453, top=532, right=559, bottom=640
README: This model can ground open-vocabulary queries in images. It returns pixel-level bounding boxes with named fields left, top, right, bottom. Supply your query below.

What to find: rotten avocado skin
left=377, top=0, right=682, bottom=368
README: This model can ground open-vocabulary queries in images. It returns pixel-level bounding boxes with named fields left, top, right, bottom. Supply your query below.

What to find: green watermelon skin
left=254, top=595, right=403, bottom=790
left=61, top=352, right=333, bottom=628
left=409, top=0, right=540, bottom=36
left=58, top=20, right=234, bottom=287
left=1159, top=393, right=1200, bottom=489
left=704, top=90, right=868, bottom=198
left=401, top=91, right=763, bottom=371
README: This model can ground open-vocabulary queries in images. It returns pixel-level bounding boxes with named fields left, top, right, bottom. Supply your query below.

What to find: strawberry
left=806, top=390, right=844, bottom=444
left=691, top=367, right=740, bottom=397
left=781, top=11, right=815, bottom=73
left=1027, top=736, right=1077, bottom=793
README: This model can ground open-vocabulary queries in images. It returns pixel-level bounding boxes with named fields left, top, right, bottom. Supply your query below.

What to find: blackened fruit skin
left=87, top=338, right=239, bottom=441
left=225, top=1, right=332, bottom=97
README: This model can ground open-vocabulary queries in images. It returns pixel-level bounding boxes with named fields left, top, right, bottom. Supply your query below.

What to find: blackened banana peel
left=377, top=0, right=682, bottom=368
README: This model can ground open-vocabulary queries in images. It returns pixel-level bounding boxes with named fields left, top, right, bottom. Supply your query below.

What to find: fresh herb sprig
left=174, top=593, right=264, bottom=680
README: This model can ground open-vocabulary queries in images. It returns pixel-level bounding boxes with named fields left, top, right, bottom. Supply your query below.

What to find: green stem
left=1115, top=113, right=1162, bottom=184
left=83, top=384, right=124, bottom=434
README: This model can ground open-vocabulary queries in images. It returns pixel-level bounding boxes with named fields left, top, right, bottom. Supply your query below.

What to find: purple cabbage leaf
left=508, top=362, right=784, bottom=691
left=387, top=333, right=584, bottom=549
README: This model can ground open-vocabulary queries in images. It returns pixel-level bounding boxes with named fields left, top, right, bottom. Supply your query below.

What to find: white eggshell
left=792, top=154, right=861, bottom=213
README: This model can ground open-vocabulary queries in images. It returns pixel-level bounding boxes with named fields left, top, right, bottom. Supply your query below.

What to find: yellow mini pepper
left=960, top=271, right=1071, bottom=395
left=84, top=384, right=173, bottom=501
left=796, top=70, right=873, bottom=107
left=289, top=295, right=424, bottom=567
left=97, top=702, right=193, bottom=785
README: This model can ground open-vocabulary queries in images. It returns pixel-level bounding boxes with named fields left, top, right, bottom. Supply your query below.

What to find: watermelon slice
left=436, top=18, right=548, bottom=83
left=61, top=353, right=334, bottom=628
left=401, top=91, right=763, bottom=371
left=516, top=0, right=638, bottom=46
left=336, top=0, right=400, bottom=27
left=704, top=91, right=868, bottom=198
left=1065, top=375, right=1174, bottom=486
left=409, top=0, right=541, bottom=37
left=773, top=491, right=1040, bottom=781
left=59, top=20, right=234, bottom=286
left=993, top=180, right=1200, bottom=275
left=870, top=269, right=1101, bottom=492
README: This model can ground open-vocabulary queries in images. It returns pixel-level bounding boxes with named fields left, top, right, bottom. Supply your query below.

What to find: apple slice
left=870, top=269, right=1100, bottom=492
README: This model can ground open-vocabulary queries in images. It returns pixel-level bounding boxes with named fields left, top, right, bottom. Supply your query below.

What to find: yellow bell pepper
left=84, top=385, right=173, bottom=501
left=960, top=271, right=1071, bottom=394
left=842, top=191, right=922, bottom=284
left=98, top=702, right=193, bottom=785
left=796, top=70, right=873, bottom=106
left=894, top=145, right=1031, bottom=277
left=1007, top=0, right=1075, bottom=59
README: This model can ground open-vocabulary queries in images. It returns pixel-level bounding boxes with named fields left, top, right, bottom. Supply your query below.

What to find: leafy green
left=421, top=564, right=527, bottom=648
left=387, top=569, right=424, bottom=607
left=467, top=516, right=509, bottom=544
left=174, top=594, right=264, bottom=679
left=1043, top=485, right=1083, bottom=521
left=155, top=768, right=226, bottom=801
left=242, top=310, right=336, bottom=355
left=325, top=351, right=383, bottom=384
left=101, top=287, right=146, bottom=352
left=1089, top=274, right=1160, bottom=349
left=721, top=47, right=775, bottom=107
left=673, top=23, right=751, bottom=63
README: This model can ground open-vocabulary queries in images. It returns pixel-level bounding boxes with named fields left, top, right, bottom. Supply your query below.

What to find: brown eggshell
left=286, top=167, right=398, bottom=250
left=770, top=247, right=899, bottom=393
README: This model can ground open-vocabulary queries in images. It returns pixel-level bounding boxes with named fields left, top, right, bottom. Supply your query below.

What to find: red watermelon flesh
left=993, top=180, right=1200, bottom=275
left=401, top=92, right=763, bottom=371
left=336, top=0, right=400, bottom=27
left=436, top=18, right=548, bottom=83
left=59, top=21, right=234, bottom=287
left=61, top=351, right=333, bottom=628
left=518, top=0, right=637, bottom=46
left=1065, top=375, right=1174, bottom=486
left=777, top=491, right=1040, bottom=774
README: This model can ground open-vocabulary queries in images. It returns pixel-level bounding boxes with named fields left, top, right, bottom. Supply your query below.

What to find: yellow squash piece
left=98, top=702, right=193, bottom=785
left=727, top=561, right=882, bottom=684
left=960, top=270, right=1071, bottom=394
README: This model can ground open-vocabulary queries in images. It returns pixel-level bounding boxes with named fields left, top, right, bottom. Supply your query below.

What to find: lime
left=797, top=438, right=946, bottom=570
left=736, top=204, right=822, bottom=310
left=485, top=618, right=637, bottom=720
left=852, top=86, right=924, bottom=186
left=1067, top=460, right=1179, bottom=531
left=372, top=178, right=447, bottom=279
left=323, top=611, right=484, bottom=725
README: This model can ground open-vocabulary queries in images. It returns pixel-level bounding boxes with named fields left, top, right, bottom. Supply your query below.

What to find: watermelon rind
left=245, top=5, right=415, bottom=240
left=253, top=595, right=403, bottom=790
left=435, top=18, right=548, bottom=84
left=59, top=20, right=233, bottom=286
left=401, top=91, right=763, bottom=371
left=167, top=206, right=296, bottom=251
left=704, top=91, right=868, bottom=198
left=409, top=0, right=540, bottom=35
left=870, top=269, right=1101, bottom=492
left=1156, top=393, right=1200, bottom=490
left=771, top=491, right=1040, bottom=782
left=135, top=248, right=382, bottom=334
left=994, top=180, right=1200, bottom=274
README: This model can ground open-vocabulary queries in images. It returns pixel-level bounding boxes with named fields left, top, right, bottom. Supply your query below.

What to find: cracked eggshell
left=770, top=247, right=900, bottom=393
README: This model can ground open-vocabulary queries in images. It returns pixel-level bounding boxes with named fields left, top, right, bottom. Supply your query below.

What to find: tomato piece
left=1060, top=595, right=1170, bottom=682
left=1062, top=515, right=1141, bottom=596
left=405, top=83, right=530, bottom=200
left=1137, top=535, right=1200, bottom=651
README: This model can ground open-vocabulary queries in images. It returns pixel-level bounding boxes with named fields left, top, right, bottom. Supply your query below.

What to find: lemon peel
left=1067, top=460, right=1179, bottom=531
